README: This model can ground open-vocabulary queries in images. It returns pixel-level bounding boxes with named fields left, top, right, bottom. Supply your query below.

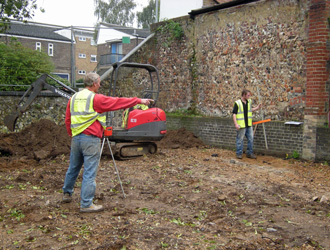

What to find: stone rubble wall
left=129, top=0, right=309, bottom=121
left=0, top=94, right=67, bottom=133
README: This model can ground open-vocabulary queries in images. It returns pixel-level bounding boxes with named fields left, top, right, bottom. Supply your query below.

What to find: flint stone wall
left=0, top=94, right=67, bottom=133
left=128, top=0, right=310, bottom=122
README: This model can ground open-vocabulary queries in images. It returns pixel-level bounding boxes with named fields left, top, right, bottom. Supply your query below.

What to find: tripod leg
left=100, top=137, right=106, bottom=158
left=106, top=138, right=126, bottom=198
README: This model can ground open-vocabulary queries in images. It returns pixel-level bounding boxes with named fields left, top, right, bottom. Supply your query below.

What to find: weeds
left=286, top=150, right=300, bottom=159
left=8, top=208, right=25, bottom=221
left=138, top=207, right=156, bottom=215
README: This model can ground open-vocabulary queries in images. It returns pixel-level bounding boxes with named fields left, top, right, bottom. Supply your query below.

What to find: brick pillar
left=303, top=0, right=330, bottom=160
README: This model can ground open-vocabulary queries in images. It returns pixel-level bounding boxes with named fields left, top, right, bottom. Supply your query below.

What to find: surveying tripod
left=100, top=127, right=126, bottom=198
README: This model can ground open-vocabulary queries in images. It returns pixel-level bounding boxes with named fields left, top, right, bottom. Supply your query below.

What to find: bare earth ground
left=0, top=119, right=329, bottom=250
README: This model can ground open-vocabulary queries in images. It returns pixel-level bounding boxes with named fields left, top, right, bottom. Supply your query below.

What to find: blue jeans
left=63, top=133, right=101, bottom=208
left=236, top=126, right=253, bottom=156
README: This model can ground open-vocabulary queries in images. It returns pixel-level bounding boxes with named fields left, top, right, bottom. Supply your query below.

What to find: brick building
left=73, top=29, right=97, bottom=82
left=0, top=21, right=72, bottom=80
left=1, top=21, right=98, bottom=86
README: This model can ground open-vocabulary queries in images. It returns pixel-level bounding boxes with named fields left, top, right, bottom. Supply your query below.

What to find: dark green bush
left=0, top=39, right=54, bottom=91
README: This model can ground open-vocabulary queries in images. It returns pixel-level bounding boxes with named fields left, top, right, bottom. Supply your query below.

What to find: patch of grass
left=138, top=207, right=156, bottom=215
left=167, top=108, right=202, bottom=117
left=196, top=210, right=207, bottom=221
left=160, top=241, right=168, bottom=248
left=242, top=219, right=253, bottom=226
left=8, top=208, right=25, bottom=221
left=77, top=224, right=92, bottom=238
left=3, top=184, right=15, bottom=189
left=171, top=218, right=185, bottom=226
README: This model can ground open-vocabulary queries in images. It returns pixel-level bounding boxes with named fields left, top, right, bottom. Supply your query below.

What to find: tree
left=0, top=39, right=54, bottom=90
left=94, top=0, right=136, bottom=26
left=137, top=0, right=158, bottom=29
left=0, top=0, right=38, bottom=32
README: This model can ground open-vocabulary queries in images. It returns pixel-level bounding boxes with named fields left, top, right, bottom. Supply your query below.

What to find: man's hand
left=252, top=103, right=262, bottom=112
left=141, top=99, right=154, bottom=105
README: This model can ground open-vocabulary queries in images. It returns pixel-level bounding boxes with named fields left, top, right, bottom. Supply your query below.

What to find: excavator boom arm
left=4, top=74, right=76, bottom=131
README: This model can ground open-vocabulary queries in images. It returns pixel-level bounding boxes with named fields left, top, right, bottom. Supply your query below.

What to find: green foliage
left=94, top=0, right=136, bottom=26
left=0, top=39, right=54, bottom=91
left=137, top=0, right=158, bottom=29
left=76, top=78, right=84, bottom=83
left=286, top=150, right=300, bottom=159
left=8, top=208, right=25, bottom=221
left=167, top=108, right=202, bottom=117
left=0, top=0, right=38, bottom=32
left=157, top=19, right=184, bottom=42
left=48, top=74, right=71, bottom=87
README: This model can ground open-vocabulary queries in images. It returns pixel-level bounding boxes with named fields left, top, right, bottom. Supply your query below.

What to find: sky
left=32, top=0, right=150, bottom=28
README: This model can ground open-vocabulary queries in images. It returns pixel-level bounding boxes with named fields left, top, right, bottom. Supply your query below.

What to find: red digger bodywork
left=126, top=108, right=166, bottom=130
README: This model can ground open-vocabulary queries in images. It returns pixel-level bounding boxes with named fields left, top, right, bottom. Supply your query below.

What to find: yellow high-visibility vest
left=122, top=104, right=149, bottom=128
left=70, top=89, right=106, bottom=136
left=235, top=99, right=252, bottom=128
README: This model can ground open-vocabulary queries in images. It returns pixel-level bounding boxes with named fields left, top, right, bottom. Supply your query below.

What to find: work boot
left=236, top=154, right=243, bottom=159
left=247, top=154, right=257, bottom=159
left=80, top=204, right=104, bottom=213
left=62, top=193, right=72, bottom=203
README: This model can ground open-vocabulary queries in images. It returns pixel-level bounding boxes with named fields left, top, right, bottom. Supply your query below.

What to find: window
left=78, top=70, right=86, bottom=75
left=48, top=43, right=53, bottom=56
left=79, top=53, right=86, bottom=58
left=79, top=37, right=86, bottom=41
left=91, top=39, right=96, bottom=46
left=111, top=42, right=122, bottom=54
left=36, top=42, right=41, bottom=51
left=52, top=73, right=69, bottom=80
left=91, top=55, right=97, bottom=62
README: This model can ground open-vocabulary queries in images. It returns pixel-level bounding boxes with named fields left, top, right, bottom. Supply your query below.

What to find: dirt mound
left=0, top=119, right=71, bottom=160
left=157, top=127, right=205, bottom=149
left=0, top=120, right=203, bottom=160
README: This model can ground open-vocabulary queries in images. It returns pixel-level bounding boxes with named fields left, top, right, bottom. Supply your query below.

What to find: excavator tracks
left=114, top=142, right=157, bottom=160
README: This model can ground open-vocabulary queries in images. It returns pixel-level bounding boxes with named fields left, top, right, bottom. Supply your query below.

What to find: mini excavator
left=4, top=62, right=167, bottom=159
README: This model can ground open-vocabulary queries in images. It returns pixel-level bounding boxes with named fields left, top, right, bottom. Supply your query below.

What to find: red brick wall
left=306, top=0, right=330, bottom=116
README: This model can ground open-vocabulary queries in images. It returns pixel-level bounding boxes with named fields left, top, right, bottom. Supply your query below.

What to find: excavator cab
left=105, top=62, right=167, bottom=159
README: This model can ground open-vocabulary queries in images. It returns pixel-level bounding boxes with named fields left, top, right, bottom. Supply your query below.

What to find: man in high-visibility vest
left=62, top=72, right=152, bottom=213
left=232, top=89, right=261, bottom=159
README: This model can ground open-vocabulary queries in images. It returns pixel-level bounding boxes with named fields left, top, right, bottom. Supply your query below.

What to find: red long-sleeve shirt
left=65, top=92, right=141, bottom=138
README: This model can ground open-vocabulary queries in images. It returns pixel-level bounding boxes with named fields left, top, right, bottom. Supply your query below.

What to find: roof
left=2, top=21, right=72, bottom=42
left=99, top=23, right=150, bottom=38
left=189, top=0, right=259, bottom=19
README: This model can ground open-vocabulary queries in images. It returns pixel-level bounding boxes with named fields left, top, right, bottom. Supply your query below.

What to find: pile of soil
left=0, top=119, right=71, bottom=160
left=157, top=127, right=205, bottom=149
left=0, top=120, right=204, bottom=160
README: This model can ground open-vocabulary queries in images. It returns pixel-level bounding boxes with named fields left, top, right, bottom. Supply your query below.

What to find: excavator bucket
left=4, top=112, right=20, bottom=132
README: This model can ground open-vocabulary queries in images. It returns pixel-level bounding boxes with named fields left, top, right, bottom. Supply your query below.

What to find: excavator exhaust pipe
left=4, top=112, right=20, bottom=132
